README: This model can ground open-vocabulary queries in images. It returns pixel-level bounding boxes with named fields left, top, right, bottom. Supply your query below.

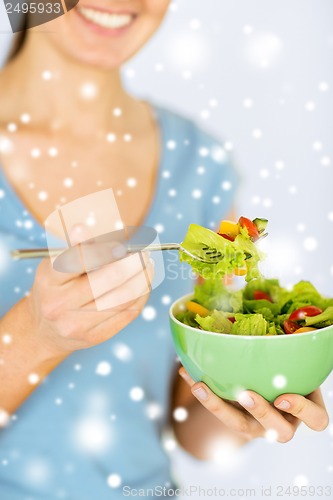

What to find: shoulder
left=154, top=103, right=240, bottom=184
left=154, top=103, right=222, bottom=151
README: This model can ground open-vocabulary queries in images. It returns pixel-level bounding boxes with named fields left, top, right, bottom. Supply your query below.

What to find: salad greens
left=180, top=223, right=264, bottom=282
left=176, top=278, right=333, bottom=336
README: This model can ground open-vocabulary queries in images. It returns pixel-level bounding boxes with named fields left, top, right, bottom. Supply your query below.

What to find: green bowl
left=169, top=294, right=333, bottom=402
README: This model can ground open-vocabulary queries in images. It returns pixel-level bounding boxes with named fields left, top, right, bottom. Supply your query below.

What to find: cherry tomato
left=253, top=290, right=273, bottom=302
left=228, top=316, right=236, bottom=323
left=283, top=319, right=299, bottom=335
left=238, top=217, right=260, bottom=241
left=289, top=306, right=322, bottom=322
left=218, top=233, right=235, bottom=242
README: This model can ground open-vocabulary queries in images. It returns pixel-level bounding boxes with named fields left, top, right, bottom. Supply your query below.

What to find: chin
left=46, top=3, right=165, bottom=70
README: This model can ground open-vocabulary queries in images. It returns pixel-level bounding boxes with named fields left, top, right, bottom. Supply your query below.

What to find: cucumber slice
left=252, top=218, right=268, bottom=234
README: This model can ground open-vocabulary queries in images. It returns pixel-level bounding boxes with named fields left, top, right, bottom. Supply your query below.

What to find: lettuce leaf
left=231, top=313, right=267, bottom=336
left=195, top=310, right=233, bottom=334
left=305, top=306, right=333, bottom=328
left=180, top=224, right=264, bottom=281
left=193, top=279, right=242, bottom=312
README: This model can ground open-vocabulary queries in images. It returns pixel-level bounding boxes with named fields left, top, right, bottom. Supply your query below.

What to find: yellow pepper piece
left=294, top=327, right=317, bottom=334
left=219, top=220, right=240, bottom=239
left=186, top=301, right=210, bottom=317
left=234, top=267, right=247, bottom=276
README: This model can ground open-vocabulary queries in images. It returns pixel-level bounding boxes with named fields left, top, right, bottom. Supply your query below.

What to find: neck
left=1, top=33, right=134, bottom=136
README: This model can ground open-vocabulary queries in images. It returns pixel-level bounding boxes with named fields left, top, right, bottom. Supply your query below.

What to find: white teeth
left=79, top=7, right=133, bottom=29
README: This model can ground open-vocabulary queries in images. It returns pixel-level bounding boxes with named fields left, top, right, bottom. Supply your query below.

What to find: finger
left=87, top=293, right=150, bottom=344
left=184, top=380, right=261, bottom=437
left=237, top=391, right=296, bottom=443
left=81, top=259, right=154, bottom=311
left=274, top=390, right=329, bottom=431
left=81, top=252, right=151, bottom=304
left=178, top=367, right=196, bottom=386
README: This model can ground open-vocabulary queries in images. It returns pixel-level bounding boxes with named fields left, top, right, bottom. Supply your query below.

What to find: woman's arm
left=0, top=240, right=153, bottom=419
left=171, top=367, right=329, bottom=460
left=0, top=297, right=67, bottom=418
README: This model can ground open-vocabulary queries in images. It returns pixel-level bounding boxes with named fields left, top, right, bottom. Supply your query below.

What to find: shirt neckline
left=0, top=103, right=166, bottom=244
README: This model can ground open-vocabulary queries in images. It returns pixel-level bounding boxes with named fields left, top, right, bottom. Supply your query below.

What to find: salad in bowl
left=169, top=216, right=333, bottom=401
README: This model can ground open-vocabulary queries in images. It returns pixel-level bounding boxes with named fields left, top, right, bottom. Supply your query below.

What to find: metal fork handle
left=11, top=243, right=181, bottom=260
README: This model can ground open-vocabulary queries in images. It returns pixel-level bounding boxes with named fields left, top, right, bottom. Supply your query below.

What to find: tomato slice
left=289, top=306, right=322, bottom=322
left=283, top=319, right=299, bottom=335
left=253, top=290, right=272, bottom=302
left=238, top=217, right=260, bottom=241
left=217, top=233, right=235, bottom=242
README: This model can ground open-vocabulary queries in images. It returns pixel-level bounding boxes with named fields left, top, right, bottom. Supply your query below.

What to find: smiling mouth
left=77, top=6, right=136, bottom=30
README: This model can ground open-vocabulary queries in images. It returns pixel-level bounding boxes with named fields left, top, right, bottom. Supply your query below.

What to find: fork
left=11, top=233, right=267, bottom=264
left=11, top=243, right=223, bottom=264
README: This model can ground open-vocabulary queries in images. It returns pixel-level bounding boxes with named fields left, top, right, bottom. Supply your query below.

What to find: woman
left=0, top=2, right=329, bottom=499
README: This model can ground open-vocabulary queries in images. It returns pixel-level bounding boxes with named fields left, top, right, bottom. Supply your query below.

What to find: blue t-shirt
left=0, top=105, right=239, bottom=500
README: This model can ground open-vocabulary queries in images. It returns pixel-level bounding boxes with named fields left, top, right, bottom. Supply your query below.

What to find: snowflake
left=221, top=181, right=232, bottom=191
left=265, top=429, right=279, bottom=442
left=48, top=147, right=58, bottom=157
left=125, top=68, right=136, bottom=79
left=272, top=374, right=287, bottom=389
left=28, top=373, right=40, bottom=385
left=163, top=437, right=177, bottom=452
left=7, top=123, right=17, bottom=132
left=318, top=81, right=329, bottom=92
left=209, top=99, right=218, bottom=108
left=155, top=63, right=164, bottom=72
left=275, top=160, right=285, bottom=170
left=167, top=140, right=177, bottom=150
left=106, top=133, right=117, bottom=143
left=38, top=191, right=48, bottom=201
left=197, top=166, right=206, bottom=175
left=168, top=189, right=177, bottom=197
left=173, top=407, right=188, bottom=422
left=146, top=402, right=162, bottom=419
left=0, top=136, right=13, bottom=154
left=107, top=473, right=122, bottom=488
left=112, top=342, right=133, bottom=362
left=303, top=237, right=318, bottom=252
left=321, top=156, right=331, bottom=167
left=243, top=98, right=254, bottom=108
left=0, top=409, right=9, bottom=427
left=142, top=306, right=157, bottom=321
left=312, top=141, right=323, bottom=151
left=162, top=170, right=171, bottom=179
left=123, top=134, right=132, bottom=142
left=189, top=18, right=201, bottom=30
left=154, top=224, right=164, bottom=234
left=20, top=113, right=31, bottom=124
left=192, top=189, right=202, bottom=199
left=293, top=475, right=309, bottom=487
left=129, top=387, right=144, bottom=401
left=113, top=108, right=122, bottom=117
left=73, top=416, right=111, bottom=453
left=126, top=177, right=137, bottom=188
left=305, top=100, right=316, bottom=112
left=55, top=398, right=63, bottom=405
left=95, top=361, right=112, bottom=376
left=63, top=178, right=74, bottom=188
left=42, top=70, right=53, bottom=80
left=80, top=83, right=98, bottom=100
left=252, top=128, right=262, bottom=139
left=2, top=334, right=12, bottom=345
left=243, top=25, right=253, bottom=35
left=161, top=295, right=172, bottom=305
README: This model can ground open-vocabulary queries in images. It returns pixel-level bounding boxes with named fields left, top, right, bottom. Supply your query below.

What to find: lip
left=74, top=4, right=138, bottom=37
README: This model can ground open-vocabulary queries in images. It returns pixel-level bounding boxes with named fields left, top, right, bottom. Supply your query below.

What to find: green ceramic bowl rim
left=169, top=293, right=333, bottom=340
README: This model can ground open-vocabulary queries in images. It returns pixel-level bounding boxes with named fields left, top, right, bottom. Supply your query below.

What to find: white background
left=1, top=1, right=333, bottom=498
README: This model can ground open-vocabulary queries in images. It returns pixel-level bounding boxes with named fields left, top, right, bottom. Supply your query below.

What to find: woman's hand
left=179, top=367, right=329, bottom=443
left=26, top=242, right=154, bottom=357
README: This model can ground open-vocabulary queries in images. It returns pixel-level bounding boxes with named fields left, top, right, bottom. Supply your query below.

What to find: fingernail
left=237, top=392, right=255, bottom=408
left=276, top=399, right=291, bottom=410
left=193, top=387, right=208, bottom=401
